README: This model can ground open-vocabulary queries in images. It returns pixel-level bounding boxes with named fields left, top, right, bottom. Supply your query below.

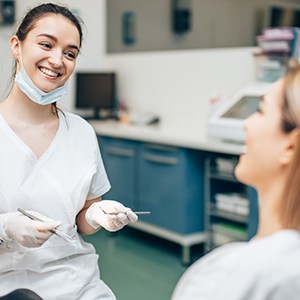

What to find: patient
left=172, top=60, right=300, bottom=300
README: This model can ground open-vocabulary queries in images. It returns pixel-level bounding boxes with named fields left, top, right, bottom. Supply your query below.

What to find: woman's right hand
left=0, top=211, right=61, bottom=247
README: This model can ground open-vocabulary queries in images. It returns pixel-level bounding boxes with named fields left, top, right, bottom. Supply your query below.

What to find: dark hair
left=16, top=3, right=83, bottom=46
left=0, top=288, right=43, bottom=299
left=10, top=3, right=84, bottom=115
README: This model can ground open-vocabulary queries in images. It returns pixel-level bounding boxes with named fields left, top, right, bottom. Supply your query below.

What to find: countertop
left=89, top=119, right=244, bottom=155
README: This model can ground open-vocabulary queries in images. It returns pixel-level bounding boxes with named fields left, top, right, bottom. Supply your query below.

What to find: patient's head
left=235, top=59, right=300, bottom=229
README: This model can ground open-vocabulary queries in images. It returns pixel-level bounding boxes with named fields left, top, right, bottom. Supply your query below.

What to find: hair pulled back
left=11, top=3, right=83, bottom=115
left=16, top=3, right=83, bottom=46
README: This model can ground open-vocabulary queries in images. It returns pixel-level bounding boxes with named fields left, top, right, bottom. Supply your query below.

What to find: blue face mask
left=15, top=44, right=68, bottom=106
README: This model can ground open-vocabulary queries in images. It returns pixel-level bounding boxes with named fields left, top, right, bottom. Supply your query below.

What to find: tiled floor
left=83, top=227, right=202, bottom=300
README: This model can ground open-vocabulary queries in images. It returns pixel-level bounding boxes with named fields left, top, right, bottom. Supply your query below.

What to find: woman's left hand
left=85, top=200, right=138, bottom=232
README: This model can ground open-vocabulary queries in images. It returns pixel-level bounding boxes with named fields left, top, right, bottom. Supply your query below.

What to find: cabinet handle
left=143, top=153, right=179, bottom=165
left=105, top=147, right=135, bottom=157
left=144, top=143, right=178, bottom=152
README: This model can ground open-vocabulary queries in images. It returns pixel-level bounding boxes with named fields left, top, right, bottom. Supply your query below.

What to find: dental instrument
left=17, top=208, right=74, bottom=241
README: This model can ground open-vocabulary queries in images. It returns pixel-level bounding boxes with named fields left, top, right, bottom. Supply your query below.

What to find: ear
left=280, top=129, right=300, bottom=166
left=10, top=35, right=20, bottom=60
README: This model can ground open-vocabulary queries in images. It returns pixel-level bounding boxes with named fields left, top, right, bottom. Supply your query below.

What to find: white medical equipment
left=207, top=82, right=273, bottom=143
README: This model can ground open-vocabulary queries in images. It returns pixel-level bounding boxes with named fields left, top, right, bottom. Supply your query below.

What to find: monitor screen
left=221, top=96, right=260, bottom=120
left=75, top=72, right=116, bottom=118
left=268, top=5, right=300, bottom=28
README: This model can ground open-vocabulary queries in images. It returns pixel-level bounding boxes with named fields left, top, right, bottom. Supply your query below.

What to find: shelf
left=208, top=171, right=239, bottom=182
left=204, top=154, right=253, bottom=252
left=211, top=223, right=247, bottom=241
left=209, top=206, right=248, bottom=224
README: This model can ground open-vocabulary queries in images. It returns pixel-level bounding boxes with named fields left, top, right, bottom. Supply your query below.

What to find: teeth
left=40, top=67, right=59, bottom=77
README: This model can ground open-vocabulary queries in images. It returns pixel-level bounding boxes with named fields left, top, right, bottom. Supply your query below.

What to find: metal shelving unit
left=204, top=155, right=250, bottom=252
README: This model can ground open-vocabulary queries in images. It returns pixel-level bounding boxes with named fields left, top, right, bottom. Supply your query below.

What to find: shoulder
left=232, top=231, right=300, bottom=288
left=173, top=232, right=300, bottom=300
left=61, top=111, right=96, bottom=137
left=63, top=111, right=93, bottom=130
left=176, top=242, right=247, bottom=281
left=203, top=242, right=247, bottom=263
left=59, top=111, right=99, bottom=150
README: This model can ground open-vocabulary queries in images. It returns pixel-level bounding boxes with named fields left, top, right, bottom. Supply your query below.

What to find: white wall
left=0, top=0, right=256, bottom=128
left=103, top=48, right=256, bottom=128
left=0, top=14, right=15, bottom=99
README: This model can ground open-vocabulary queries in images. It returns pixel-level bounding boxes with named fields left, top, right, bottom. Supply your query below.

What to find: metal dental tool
left=105, top=209, right=151, bottom=215
left=17, top=208, right=74, bottom=241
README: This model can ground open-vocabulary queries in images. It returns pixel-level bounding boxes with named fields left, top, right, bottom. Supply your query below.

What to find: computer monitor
left=75, top=72, right=116, bottom=119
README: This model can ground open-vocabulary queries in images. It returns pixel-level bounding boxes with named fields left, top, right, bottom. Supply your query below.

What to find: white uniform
left=0, top=112, right=115, bottom=300
left=172, top=230, right=300, bottom=300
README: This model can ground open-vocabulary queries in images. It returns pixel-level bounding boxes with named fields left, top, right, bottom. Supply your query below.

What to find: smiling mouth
left=39, top=67, right=62, bottom=78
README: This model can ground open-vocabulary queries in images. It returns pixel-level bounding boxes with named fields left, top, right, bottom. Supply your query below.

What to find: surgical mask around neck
left=15, top=44, right=68, bottom=105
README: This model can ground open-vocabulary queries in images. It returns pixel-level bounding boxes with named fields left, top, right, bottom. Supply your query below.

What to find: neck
left=255, top=179, right=285, bottom=239
left=1, top=84, right=57, bottom=124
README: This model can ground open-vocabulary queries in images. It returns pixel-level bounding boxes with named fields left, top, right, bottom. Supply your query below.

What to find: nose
left=48, top=50, right=63, bottom=68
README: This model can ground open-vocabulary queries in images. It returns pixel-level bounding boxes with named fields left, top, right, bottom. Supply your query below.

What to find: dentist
left=0, top=3, right=137, bottom=299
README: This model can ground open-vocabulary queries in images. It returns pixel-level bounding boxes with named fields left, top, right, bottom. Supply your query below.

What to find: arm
left=76, top=197, right=102, bottom=235
left=76, top=197, right=138, bottom=235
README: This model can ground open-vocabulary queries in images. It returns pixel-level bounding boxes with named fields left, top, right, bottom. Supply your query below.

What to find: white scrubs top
left=172, top=230, right=300, bottom=300
left=0, top=112, right=115, bottom=300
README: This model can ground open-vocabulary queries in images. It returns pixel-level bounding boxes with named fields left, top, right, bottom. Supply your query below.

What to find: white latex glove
left=85, top=200, right=138, bottom=232
left=0, top=211, right=61, bottom=248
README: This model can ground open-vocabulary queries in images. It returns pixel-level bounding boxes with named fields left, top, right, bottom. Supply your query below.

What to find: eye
left=39, top=42, right=52, bottom=49
left=64, top=51, right=77, bottom=60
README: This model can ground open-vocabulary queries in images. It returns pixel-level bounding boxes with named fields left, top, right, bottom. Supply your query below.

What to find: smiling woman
left=0, top=3, right=137, bottom=300
left=12, top=14, right=80, bottom=102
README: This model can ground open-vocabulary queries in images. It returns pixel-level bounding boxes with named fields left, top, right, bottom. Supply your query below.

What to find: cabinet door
left=98, top=136, right=137, bottom=209
left=138, top=143, right=204, bottom=234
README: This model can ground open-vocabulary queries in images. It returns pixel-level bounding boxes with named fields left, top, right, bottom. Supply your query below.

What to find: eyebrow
left=37, top=33, right=80, bottom=52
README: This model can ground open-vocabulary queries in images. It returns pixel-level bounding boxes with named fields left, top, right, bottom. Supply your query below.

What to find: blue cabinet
left=99, top=136, right=138, bottom=209
left=247, top=187, right=258, bottom=238
left=138, top=143, right=205, bottom=234
left=98, top=137, right=205, bottom=234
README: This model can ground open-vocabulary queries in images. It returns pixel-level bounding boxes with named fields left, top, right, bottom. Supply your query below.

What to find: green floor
left=83, top=227, right=201, bottom=300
